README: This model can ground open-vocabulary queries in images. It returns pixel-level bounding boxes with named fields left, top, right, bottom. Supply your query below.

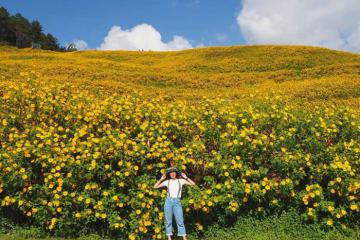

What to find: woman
left=153, top=167, right=196, bottom=240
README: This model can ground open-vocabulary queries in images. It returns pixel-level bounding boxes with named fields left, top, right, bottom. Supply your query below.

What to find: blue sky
left=1, top=0, right=244, bottom=49
left=1, top=0, right=359, bottom=52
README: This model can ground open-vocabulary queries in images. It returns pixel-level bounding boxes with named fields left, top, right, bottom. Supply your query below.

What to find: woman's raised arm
left=153, top=174, right=167, bottom=189
left=181, top=172, right=196, bottom=186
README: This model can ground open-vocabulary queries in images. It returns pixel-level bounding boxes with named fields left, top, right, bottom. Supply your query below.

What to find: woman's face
left=169, top=172, right=177, bottom=179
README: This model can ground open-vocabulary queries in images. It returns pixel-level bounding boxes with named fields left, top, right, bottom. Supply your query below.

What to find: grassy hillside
left=1, top=44, right=359, bottom=108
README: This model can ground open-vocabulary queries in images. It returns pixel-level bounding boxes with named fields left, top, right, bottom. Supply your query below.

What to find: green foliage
left=198, top=209, right=360, bottom=240
left=0, top=6, right=63, bottom=51
left=1, top=210, right=359, bottom=240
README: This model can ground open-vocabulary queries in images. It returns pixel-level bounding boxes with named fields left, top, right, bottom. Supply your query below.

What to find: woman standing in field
left=153, top=167, right=196, bottom=240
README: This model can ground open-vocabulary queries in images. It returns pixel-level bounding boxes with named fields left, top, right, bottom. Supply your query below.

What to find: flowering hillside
left=1, top=44, right=360, bottom=108
left=0, top=45, right=359, bottom=239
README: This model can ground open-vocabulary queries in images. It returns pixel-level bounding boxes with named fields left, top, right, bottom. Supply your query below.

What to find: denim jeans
left=164, top=197, right=186, bottom=236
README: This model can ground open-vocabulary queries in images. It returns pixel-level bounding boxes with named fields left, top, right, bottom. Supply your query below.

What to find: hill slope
left=0, top=45, right=359, bottom=239
left=1, top=44, right=359, bottom=108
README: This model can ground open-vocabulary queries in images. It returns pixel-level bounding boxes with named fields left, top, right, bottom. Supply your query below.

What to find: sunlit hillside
left=1, top=44, right=359, bottom=109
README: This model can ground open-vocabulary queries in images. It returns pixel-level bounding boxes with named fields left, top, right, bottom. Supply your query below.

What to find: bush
left=201, top=209, right=360, bottom=240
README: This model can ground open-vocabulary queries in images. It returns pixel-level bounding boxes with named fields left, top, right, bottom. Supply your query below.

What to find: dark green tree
left=0, top=6, right=63, bottom=51
left=11, top=13, right=33, bottom=48
left=31, top=20, right=43, bottom=43
left=0, top=7, right=15, bottom=44
left=42, top=33, right=60, bottom=50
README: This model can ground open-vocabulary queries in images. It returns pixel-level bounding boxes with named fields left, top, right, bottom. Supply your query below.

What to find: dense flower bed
left=0, top=73, right=359, bottom=239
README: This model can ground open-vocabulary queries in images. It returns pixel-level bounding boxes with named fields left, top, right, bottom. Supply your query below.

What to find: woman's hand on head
left=160, top=174, right=166, bottom=180
left=181, top=172, right=187, bottom=178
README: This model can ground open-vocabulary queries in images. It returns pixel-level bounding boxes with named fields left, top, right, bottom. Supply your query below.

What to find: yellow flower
left=350, top=204, right=358, bottom=211
left=2, top=119, right=8, bottom=126
left=196, top=223, right=203, bottom=231
left=129, top=233, right=136, bottom=240
left=326, top=219, right=333, bottom=226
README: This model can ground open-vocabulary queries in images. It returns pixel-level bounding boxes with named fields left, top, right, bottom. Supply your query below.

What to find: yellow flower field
left=0, top=45, right=359, bottom=239
left=1, top=44, right=360, bottom=108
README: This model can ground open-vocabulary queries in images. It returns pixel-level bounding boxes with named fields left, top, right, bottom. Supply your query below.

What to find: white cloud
left=98, top=24, right=193, bottom=51
left=166, top=35, right=193, bottom=50
left=72, top=39, right=88, bottom=50
left=237, top=0, right=360, bottom=52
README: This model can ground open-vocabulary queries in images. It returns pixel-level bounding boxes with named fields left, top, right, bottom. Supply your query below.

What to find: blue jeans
left=164, top=197, right=186, bottom=236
